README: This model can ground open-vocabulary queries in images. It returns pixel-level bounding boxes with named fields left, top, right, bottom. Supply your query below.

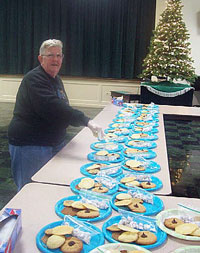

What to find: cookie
left=87, top=168, right=100, bottom=174
left=120, top=176, right=136, bottom=183
left=61, top=206, right=79, bottom=216
left=92, top=186, right=108, bottom=193
left=128, top=202, right=146, bottom=213
left=46, top=235, right=65, bottom=249
left=141, top=181, right=156, bottom=189
left=125, top=180, right=140, bottom=187
left=117, top=225, right=139, bottom=233
left=82, top=203, right=99, bottom=211
left=106, top=224, right=122, bottom=232
left=71, top=201, right=85, bottom=210
left=96, top=150, right=109, bottom=156
left=164, top=217, right=184, bottom=230
left=116, top=193, right=132, bottom=200
left=76, top=209, right=100, bottom=218
left=60, top=236, right=83, bottom=253
left=115, top=199, right=132, bottom=206
left=175, top=223, right=199, bottom=235
left=118, top=231, right=138, bottom=243
left=41, top=234, right=50, bottom=244
left=63, top=200, right=74, bottom=207
left=131, top=198, right=143, bottom=204
left=125, top=160, right=142, bottom=168
left=51, top=225, right=73, bottom=235
left=135, top=231, right=157, bottom=245
left=191, top=228, right=200, bottom=237
left=112, top=231, right=123, bottom=241
left=78, top=178, right=95, bottom=189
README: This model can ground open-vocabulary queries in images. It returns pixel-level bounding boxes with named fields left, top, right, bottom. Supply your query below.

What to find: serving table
left=1, top=183, right=200, bottom=253
left=140, top=82, right=194, bottom=106
left=32, top=104, right=171, bottom=195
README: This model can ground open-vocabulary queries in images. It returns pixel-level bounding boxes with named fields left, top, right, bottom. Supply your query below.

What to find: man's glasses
left=42, top=54, right=64, bottom=59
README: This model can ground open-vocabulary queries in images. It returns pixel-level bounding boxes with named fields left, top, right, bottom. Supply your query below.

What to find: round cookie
left=76, top=209, right=100, bottom=218
left=128, top=203, right=146, bottom=213
left=106, top=224, right=122, bottom=232
left=115, top=199, right=133, bottom=206
left=92, top=186, right=108, bottom=193
left=131, top=198, right=144, bottom=204
left=164, top=217, right=184, bottom=230
left=60, top=236, right=83, bottom=253
left=141, top=181, right=156, bottom=189
left=63, top=200, right=74, bottom=207
left=135, top=231, right=157, bottom=245
left=116, top=193, right=132, bottom=200
left=61, top=206, right=79, bottom=216
left=112, top=231, right=123, bottom=241
left=118, top=231, right=138, bottom=243
left=175, top=223, right=199, bottom=235
left=46, top=235, right=65, bottom=249
left=125, top=180, right=140, bottom=187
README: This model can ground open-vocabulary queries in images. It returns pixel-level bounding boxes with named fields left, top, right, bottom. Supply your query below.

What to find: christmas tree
left=140, top=0, right=196, bottom=83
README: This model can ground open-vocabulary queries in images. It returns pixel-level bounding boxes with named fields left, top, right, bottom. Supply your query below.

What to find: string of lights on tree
left=140, top=0, right=196, bottom=83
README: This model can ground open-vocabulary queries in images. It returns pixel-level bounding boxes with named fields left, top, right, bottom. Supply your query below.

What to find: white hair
left=39, top=39, right=63, bottom=55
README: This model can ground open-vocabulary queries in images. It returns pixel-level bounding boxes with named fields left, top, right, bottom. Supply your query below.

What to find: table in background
left=140, top=82, right=194, bottom=106
left=111, top=90, right=140, bottom=103
left=32, top=104, right=172, bottom=195
left=1, top=183, right=200, bottom=253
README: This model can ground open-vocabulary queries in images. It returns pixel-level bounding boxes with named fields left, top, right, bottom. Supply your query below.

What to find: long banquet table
left=1, top=183, right=200, bottom=253
left=32, top=104, right=173, bottom=195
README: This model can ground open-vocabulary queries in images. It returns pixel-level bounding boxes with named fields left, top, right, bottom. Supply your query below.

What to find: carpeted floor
left=0, top=102, right=102, bottom=210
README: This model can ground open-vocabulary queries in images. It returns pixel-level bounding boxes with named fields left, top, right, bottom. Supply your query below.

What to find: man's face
left=38, top=46, right=63, bottom=78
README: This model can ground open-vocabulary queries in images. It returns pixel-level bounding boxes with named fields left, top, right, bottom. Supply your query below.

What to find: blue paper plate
left=70, top=177, right=119, bottom=195
left=129, top=133, right=158, bottom=141
left=109, top=122, right=132, bottom=129
left=136, top=117, right=159, bottom=122
left=113, top=117, right=136, bottom=124
left=104, top=128, right=130, bottom=136
left=36, top=220, right=104, bottom=253
left=80, top=162, right=123, bottom=178
left=134, top=121, right=159, bottom=128
left=102, top=215, right=167, bottom=250
left=111, top=191, right=164, bottom=216
left=131, top=125, right=158, bottom=134
left=125, top=140, right=157, bottom=149
left=55, top=195, right=112, bottom=222
left=117, top=174, right=163, bottom=192
left=122, top=159, right=160, bottom=174
left=123, top=148, right=157, bottom=160
left=90, top=141, right=124, bottom=152
left=87, top=151, right=125, bottom=163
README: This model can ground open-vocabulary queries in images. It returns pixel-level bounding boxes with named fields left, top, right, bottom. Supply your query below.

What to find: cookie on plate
left=60, top=236, right=83, bottom=253
left=175, top=223, right=199, bottom=235
left=164, top=217, right=184, bottom=230
left=135, top=231, right=157, bottom=245
left=128, top=202, right=146, bottom=213
left=141, top=181, right=156, bottom=189
left=76, top=209, right=100, bottom=218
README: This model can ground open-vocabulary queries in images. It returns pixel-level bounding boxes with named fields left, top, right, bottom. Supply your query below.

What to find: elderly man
left=8, top=39, right=103, bottom=190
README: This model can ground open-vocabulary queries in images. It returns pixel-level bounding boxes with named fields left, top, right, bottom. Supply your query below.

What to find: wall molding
left=0, top=76, right=140, bottom=108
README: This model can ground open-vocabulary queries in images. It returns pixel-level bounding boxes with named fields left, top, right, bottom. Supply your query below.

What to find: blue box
left=0, top=208, right=22, bottom=253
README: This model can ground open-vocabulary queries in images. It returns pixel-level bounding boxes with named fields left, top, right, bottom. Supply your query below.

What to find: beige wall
left=156, top=0, right=200, bottom=75
left=0, top=76, right=140, bottom=108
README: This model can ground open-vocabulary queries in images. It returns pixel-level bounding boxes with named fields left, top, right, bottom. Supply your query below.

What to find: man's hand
left=87, top=120, right=104, bottom=140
